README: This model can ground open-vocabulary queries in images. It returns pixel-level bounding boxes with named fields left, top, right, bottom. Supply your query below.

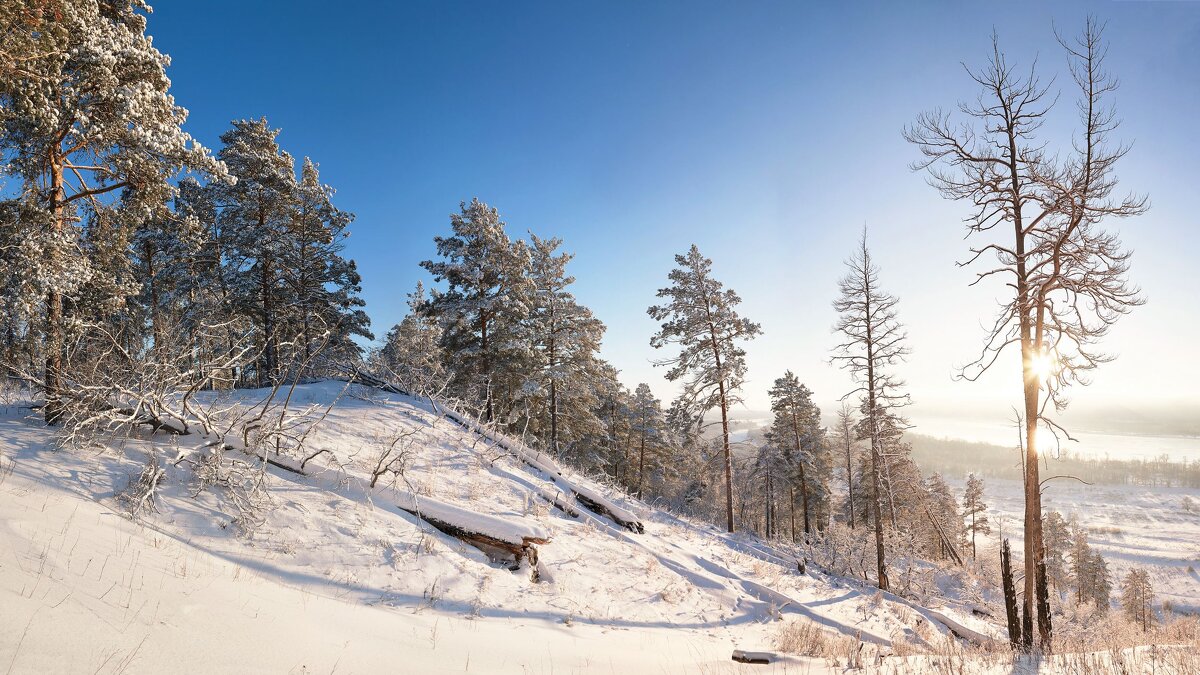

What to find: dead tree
left=905, top=20, right=1146, bottom=649
left=1001, top=538, right=1022, bottom=649
left=831, top=230, right=911, bottom=592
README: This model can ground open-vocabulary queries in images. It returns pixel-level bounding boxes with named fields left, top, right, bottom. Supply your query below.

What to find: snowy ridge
left=0, top=382, right=992, bottom=672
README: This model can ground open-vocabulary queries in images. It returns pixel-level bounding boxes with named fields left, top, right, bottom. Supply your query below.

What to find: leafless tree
left=905, top=19, right=1146, bottom=650
left=832, top=403, right=858, bottom=529
left=831, top=230, right=911, bottom=591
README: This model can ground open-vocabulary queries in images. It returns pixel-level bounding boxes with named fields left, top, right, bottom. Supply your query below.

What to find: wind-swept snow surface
left=0, top=383, right=987, bottom=673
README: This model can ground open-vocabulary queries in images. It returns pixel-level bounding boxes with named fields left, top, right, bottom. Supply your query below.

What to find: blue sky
left=151, top=1, right=1199, bottom=423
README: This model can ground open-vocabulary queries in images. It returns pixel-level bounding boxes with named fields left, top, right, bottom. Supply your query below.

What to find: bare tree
left=831, top=230, right=910, bottom=591
left=905, top=19, right=1146, bottom=650
left=833, top=402, right=857, bottom=529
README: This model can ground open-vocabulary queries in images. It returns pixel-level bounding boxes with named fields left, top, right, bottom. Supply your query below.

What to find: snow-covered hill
left=0, top=383, right=1014, bottom=673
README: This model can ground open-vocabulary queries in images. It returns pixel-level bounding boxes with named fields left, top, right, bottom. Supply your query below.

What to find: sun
left=1030, top=350, right=1056, bottom=382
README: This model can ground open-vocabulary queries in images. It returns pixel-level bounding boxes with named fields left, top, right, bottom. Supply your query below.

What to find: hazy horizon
left=147, top=1, right=1200, bottom=427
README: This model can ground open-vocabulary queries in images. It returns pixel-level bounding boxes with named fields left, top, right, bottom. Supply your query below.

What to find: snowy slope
left=0, top=382, right=968, bottom=673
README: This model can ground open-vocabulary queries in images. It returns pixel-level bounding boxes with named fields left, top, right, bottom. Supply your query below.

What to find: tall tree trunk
left=480, top=310, right=492, bottom=423
left=637, top=427, right=646, bottom=498
left=789, top=485, right=796, bottom=543
left=144, top=239, right=162, bottom=352
left=845, top=433, right=856, bottom=530
left=791, top=414, right=811, bottom=536
left=549, top=332, right=558, bottom=456
left=864, top=283, right=889, bottom=591
left=43, top=158, right=66, bottom=425
left=717, top=379, right=734, bottom=533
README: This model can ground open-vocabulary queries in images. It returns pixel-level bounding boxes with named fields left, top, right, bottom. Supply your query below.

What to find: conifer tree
left=1120, top=568, right=1154, bottom=631
left=832, top=403, right=858, bottom=529
left=525, top=234, right=604, bottom=455
left=0, top=0, right=221, bottom=420
left=377, top=282, right=445, bottom=396
left=648, top=245, right=761, bottom=532
left=962, top=473, right=991, bottom=558
left=283, top=157, right=371, bottom=368
left=212, top=118, right=297, bottom=385
left=421, top=199, right=533, bottom=422
left=765, top=371, right=825, bottom=538
left=629, top=383, right=670, bottom=499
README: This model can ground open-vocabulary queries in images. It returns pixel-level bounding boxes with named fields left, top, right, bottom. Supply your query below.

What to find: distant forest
left=908, top=433, right=1200, bottom=489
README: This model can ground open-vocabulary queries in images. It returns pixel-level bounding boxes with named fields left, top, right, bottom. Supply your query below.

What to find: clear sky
left=149, top=1, right=1199, bottom=428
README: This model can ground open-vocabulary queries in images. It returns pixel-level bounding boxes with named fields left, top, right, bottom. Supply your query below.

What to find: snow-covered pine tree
left=282, top=157, right=371, bottom=371
left=524, top=234, right=604, bottom=457
left=750, top=442, right=787, bottom=538
left=648, top=244, right=761, bottom=533
left=592, top=365, right=633, bottom=485
left=962, top=473, right=991, bottom=558
left=421, top=199, right=533, bottom=423
left=1090, top=551, right=1112, bottom=610
left=211, top=118, right=297, bottom=386
left=924, top=472, right=963, bottom=561
left=0, top=0, right=221, bottom=421
left=1120, top=568, right=1155, bottom=631
left=765, top=371, right=825, bottom=538
left=629, top=383, right=670, bottom=499
left=1042, top=510, right=1073, bottom=593
left=832, top=230, right=910, bottom=590
left=173, top=176, right=241, bottom=387
left=377, top=282, right=445, bottom=396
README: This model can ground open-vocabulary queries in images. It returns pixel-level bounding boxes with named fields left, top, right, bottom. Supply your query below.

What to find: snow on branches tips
left=648, top=244, right=760, bottom=533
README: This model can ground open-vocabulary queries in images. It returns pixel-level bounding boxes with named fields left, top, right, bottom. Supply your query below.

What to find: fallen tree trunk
left=395, top=493, right=550, bottom=581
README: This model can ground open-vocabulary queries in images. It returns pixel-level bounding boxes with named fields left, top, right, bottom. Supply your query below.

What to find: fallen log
left=573, top=488, right=644, bottom=534
left=396, top=493, right=550, bottom=581
left=731, top=650, right=772, bottom=664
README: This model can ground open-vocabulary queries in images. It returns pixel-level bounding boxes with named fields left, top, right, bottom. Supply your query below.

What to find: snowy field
left=950, top=475, right=1200, bottom=616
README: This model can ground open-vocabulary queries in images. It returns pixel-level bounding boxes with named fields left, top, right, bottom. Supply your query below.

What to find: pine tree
left=925, top=472, right=963, bottom=561
left=629, top=383, right=669, bottom=499
left=282, top=157, right=371, bottom=369
left=1071, top=527, right=1095, bottom=605
left=962, top=473, right=991, bottom=558
left=1120, top=568, right=1155, bottom=631
left=1042, top=511, right=1073, bottom=593
left=831, top=230, right=910, bottom=590
left=765, top=371, right=825, bottom=538
left=0, top=0, right=221, bottom=420
left=421, top=199, right=533, bottom=422
left=1091, top=552, right=1112, bottom=610
left=377, top=282, right=445, bottom=396
left=648, top=244, right=761, bottom=533
left=212, top=118, right=297, bottom=385
left=524, top=234, right=604, bottom=456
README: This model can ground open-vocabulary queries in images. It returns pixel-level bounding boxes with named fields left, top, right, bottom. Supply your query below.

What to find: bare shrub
left=774, top=619, right=828, bottom=657
left=118, top=454, right=165, bottom=518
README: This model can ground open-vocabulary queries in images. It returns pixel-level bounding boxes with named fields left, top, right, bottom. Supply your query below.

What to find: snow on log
left=569, top=483, right=644, bottom=534
left=439, top=407, right=645, bottom=534
left=395, top=493, right=550, bottom=580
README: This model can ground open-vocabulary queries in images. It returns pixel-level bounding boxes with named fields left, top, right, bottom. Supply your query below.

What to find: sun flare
left=1030, top=351, right=1056, bottom=381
